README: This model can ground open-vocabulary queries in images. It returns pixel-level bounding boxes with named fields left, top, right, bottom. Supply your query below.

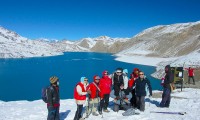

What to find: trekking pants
left=136, top=96, right=145, bottom=111
left=114, top=85, right=120, bottom=97
left=160, top=88, right=171, bottom=107
left=74, top=104, right=83, bottom=120
left=130, top=89, right=137, bottom=108
left=100, top=94, right=110, bottom=110
left=188, top=76, right=195, bottom=84
left=47, top=106, right=59, bottom=120
left=88, top=98, right=99, bottom=113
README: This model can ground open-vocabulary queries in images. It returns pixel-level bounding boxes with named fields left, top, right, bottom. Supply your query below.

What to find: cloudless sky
left=0, top=0, right=200, bottom=40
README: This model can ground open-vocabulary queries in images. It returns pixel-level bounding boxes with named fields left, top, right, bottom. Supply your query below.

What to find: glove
left=87, top=90, right=91, bottom=94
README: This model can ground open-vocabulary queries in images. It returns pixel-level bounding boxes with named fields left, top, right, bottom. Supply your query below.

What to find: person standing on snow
left=160, top=65, right=173, bottom=108
left=87, top=75, right=101, bottom=117
left=185, top=67, right=196, bottom=85
left=133, top=71, right=152, bottom=111
left=111, top=68, right=124, bottom=100
left=47, top=76, right=60, bottom=120
left=74, top=77, right=90, bottom=120
left=122, top=69, right=130, bottom=102
left=128, top=68, right=140, bottom=108
left=99, top=70, right=112, bottom=114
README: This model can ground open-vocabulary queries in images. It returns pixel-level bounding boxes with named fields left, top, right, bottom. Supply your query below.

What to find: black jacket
left=113, top=73, right=124, bottom=86
left=163, top=65, right=173, bottom=90
left=47, top=85, right=60, bottom=106
left=134, top=77, right=152, bottom=96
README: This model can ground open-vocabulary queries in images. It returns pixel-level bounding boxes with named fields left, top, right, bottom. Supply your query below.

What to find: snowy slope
left=0, top=27, right=64, bottom=58
left=0, top=27, right=88, bottom=58
left=1, top=88, right=199, bottom=120
left=115, top=21, right=200, bottom=79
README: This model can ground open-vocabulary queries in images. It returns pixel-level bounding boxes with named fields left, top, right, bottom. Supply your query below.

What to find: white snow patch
left=0, top=88, right=199, bottom=120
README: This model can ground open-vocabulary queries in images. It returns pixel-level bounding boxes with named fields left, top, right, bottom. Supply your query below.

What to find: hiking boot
left=92, top=112, right=99, bottom=116
left=99, top=111, right=103, bottom=115
left=124, top=98, right=129, bottom=103
left=79, top=118, right=85, bottom=120
left=103, top=109, right=110, bottom=113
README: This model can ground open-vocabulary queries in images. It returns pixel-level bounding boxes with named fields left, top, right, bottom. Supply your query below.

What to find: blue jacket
left=133, top=77, right=152, bottom=96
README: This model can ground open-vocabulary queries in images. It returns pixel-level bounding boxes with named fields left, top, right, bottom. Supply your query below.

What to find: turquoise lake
left=0, top=52, right=162, bottom=101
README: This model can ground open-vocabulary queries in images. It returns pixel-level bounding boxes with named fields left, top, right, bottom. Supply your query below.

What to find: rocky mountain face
left=119, top=21, right=200, bottom=58
left=76, top=36, right=130, bottom=53
left=116, top=21, right=200, bottom=79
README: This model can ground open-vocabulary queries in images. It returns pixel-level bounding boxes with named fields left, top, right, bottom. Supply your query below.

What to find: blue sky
left=0, top=0, right=200, bottom=40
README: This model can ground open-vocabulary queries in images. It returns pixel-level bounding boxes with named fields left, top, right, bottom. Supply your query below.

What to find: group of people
left=45, top=65, right=197, bottom=120
left=73, top=67, right=153, bottom=120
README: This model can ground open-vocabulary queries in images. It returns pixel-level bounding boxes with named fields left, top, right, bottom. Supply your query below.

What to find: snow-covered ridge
left=116, top=20, right=200, bottom=79
left=0, top=26, right=129, bottom=58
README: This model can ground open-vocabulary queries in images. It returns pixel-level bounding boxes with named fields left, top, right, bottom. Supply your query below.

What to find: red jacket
left=74, top=82, right=86, bottom=100
left=99, top=75, right=112, bottom=97
left=185, top=68, right=195, bottom=77
left=128, top=73, right=138, bottom=88
left=88, top=82, right=100, bottom=99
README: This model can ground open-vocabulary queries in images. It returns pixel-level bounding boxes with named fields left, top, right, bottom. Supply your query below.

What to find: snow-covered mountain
left=77, top=36, right=130, bottom=53
left=116, top=21, right=200, bottom=78
left=0, top=27, right=88, bottom=58
left=0, top=26, right=63, bottom=58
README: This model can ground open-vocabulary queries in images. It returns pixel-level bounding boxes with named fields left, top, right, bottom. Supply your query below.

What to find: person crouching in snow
left=99, top=70, right=112, bottom=113
left=74, top=77, right=90, bottom=120
left=113, top=84, right=131, bottom=112
left=86, top=75, right=101, bottom=117
left=47, top=76, right=60, bottom=120
left=133, top=71, right=152, bottom=112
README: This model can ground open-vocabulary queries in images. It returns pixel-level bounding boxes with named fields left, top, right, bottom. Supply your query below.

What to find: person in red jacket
left=87, top=75, right=101, bottom=117
left=128, top=68, right=139, bottom=108
left=99, top=70, right=112, bottom=113
left=185, top=67, right=196, bottom=85
left=74, top=77, right=90, bottom=120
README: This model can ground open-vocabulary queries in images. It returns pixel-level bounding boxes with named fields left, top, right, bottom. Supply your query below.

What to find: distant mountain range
left=1, top=21, right=200, bottom=77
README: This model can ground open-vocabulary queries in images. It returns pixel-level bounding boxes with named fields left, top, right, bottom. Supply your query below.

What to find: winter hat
left=50, top=76, right=59, bottom=84
left=116, top=67, right=123, bottom=73
left=80, top=77, right=87, bottom=83
left=93, top=75, right=100, bottom=81
left=123, top=69, right=128, bottom=74
left=133, top=68, right=139, bottom=72
left=103, top=70, right=108, bottom=75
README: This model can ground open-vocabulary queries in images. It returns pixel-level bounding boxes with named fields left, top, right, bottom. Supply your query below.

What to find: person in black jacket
left=112, top=68, right=124, bottom=100
left=160, top=65, right=173, bottom=108
left=133, top=71, right=152, bottom=111
left=47, top=76, right=60, bottom=120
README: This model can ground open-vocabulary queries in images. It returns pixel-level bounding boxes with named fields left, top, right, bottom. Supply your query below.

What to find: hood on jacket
left=123, top=69, right=128, bottom=75
left=93, top=75, right=100, bottom=82
left=80, top=77, right=87, bottom=83
left=165, top=65, right=171, bottom=73
left=102, top=70, right=108, bottom=76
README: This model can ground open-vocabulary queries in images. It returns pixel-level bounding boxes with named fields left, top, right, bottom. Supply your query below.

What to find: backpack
left=122, top=108, right=140, bottom=116
left=42, top=86, right=52, bottom=103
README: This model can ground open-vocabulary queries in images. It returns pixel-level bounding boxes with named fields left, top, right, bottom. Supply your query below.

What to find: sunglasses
left=84, top=80, right=88, bottom=81
left=95, top=79, right=100, bottom=80
left=139, top=74, right=144, bottom=75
